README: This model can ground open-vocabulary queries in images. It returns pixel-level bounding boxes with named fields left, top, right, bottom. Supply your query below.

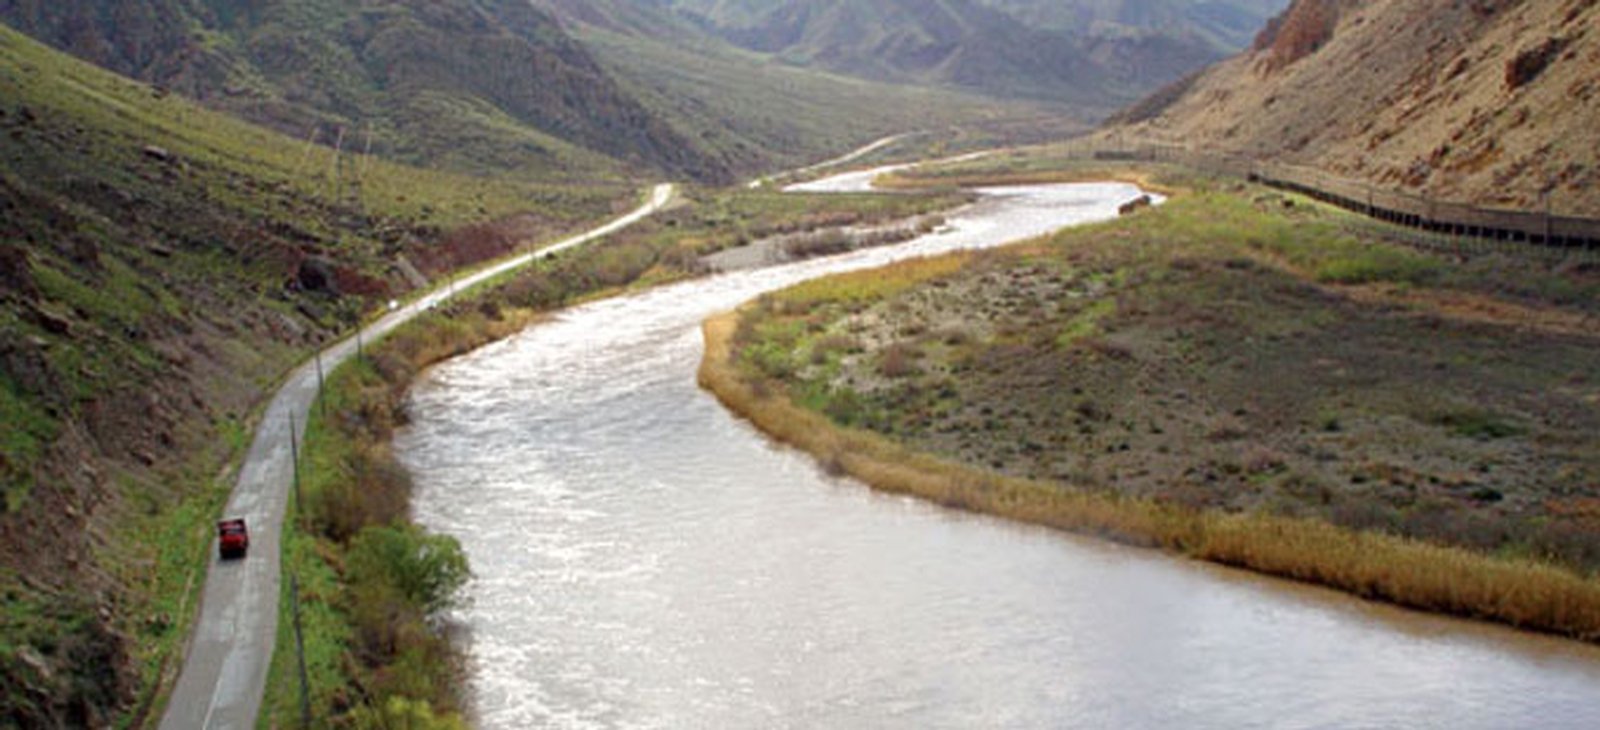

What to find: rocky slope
left=1107, top=0, right=1600, bottom=215
left=0, top=0, right=731, bottom=183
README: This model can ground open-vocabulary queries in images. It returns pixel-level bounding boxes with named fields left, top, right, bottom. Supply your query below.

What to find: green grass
left=261, top=410, right=360, bottom=728
left=1055, top=299, right=1116, bottom=347
left=1432, top=408, right=1526, bottom=441
left=0, top=374, right=56, bottom=512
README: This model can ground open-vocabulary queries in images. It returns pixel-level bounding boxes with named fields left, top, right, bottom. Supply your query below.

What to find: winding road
left=747, top=133, right=914, bottom=188
left=158, top=184, right=674, bottom=730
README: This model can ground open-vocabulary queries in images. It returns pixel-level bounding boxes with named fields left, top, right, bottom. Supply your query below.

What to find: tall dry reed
left=700, top=312, right=1600, bottom=642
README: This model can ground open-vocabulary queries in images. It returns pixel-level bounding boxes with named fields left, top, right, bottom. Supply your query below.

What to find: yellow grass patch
left=700, top=311, right=1600, bottom=642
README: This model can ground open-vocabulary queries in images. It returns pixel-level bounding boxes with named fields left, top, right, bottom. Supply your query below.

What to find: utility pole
left=329, top=125, right=346, bottom=203
left=288, top=411, right=302, bottom=514
left=294, top=126, right=321, bottom=178
left=1543, top=189, right=1553, bottom=246
left=313, top=349, right=326, bottom=420
left=291, top=574, right=311, bottom=728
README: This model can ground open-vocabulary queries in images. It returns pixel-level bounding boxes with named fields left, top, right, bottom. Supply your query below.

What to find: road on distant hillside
left=747, top=133, right=915, bottom=188
left=158, top=184, right=674, bottom=730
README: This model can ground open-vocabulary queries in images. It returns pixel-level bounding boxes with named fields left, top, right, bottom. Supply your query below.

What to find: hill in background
left=665, top=0, right=1290, bottom=104
left=1105, top=0, right=1600, bottom=215
left=536, top=0, right=1095, bottom=169
left=979, top=0, right=1291, bottom=52
left=0, top=0, right=731, bottom=182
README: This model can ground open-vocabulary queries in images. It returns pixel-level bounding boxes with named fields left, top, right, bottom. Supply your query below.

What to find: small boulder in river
left=1118, top=195, right=1153, bottom=216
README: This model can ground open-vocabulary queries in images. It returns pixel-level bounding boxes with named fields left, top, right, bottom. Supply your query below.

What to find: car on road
left=218, top=518, right=249, bottom=559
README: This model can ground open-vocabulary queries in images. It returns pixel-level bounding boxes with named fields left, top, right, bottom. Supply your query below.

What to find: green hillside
left=0, top=0, right=731, bottom=183
left=0, top=23, right=626, bottom=725
left=572, top=22, right=1064, bottom=173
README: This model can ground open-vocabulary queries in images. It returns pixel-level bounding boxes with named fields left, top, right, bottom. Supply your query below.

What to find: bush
left=347, top=525, right=470, bottom=618
left=879, top=343, right=921, bottom=378
left=1431, top=408, right=1524, bottom=440
left=313, top=445, right=412, bottom=543
left=1315, top=246, right=1441, bottom=285
left=349, top=695, right=468, bottom=730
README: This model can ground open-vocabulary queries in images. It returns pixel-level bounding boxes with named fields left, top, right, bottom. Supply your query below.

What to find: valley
left=2, top=0, right=1597, bottom=727
left=405, top=166, right=1600, bottom=728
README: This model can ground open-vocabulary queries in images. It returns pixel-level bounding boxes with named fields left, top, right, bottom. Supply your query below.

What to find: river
left=398, top=172, right=1600, bottom=728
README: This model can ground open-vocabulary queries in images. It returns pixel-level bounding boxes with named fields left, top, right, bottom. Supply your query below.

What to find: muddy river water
left=399, top=170, right=1600, bottom=728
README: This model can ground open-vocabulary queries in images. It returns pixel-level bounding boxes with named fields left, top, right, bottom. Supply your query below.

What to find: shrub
left=346, top=525, right=470, bottom=618
left=1315, top=246, right=1441, bottom=285
left=349, top=696, right=468, bottom=730
left=312, top=445, right=413, bottom=543
left=1432, top=408, right=1524, bottom=440
left=880, top=343, right=921, bottom=378
left=809, top=334, right=859, bottom=365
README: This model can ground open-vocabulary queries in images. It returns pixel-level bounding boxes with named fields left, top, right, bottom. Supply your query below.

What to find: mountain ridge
left=667, top=0, right=1291, bottom=101
left=1104, top=0, right=1599, bottom=215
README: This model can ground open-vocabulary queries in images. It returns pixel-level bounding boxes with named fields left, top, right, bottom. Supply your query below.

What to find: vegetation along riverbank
left=700, top=163, right=1600, bottom=641
left=258, top=184, right=969, bottom=727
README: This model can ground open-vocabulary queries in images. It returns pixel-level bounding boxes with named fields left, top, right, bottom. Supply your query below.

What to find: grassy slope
left=664, top=0, right=1231, bottom=105
left=0, top=0, right=726, bottom=184
left=0, top=24, right=625, bottom=726
left=699, top=0, right=1117, bottom=104
left=705, top=165, right=1600, bottom=639
left=571, top=23, right=1067, bottom=176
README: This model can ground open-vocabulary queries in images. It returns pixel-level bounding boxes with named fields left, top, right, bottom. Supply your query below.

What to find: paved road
left=747, top=133, right=913, bottom=188
left=158, top=184, right=674, bottom=730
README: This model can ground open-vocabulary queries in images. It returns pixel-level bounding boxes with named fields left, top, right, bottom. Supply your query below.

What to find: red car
left=217, top=518, right=249, bottom=559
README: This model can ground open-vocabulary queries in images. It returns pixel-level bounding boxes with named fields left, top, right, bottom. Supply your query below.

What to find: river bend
left=398, top=177, right=1600, bottom=728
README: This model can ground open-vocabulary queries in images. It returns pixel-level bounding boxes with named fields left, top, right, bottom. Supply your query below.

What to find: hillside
left=0, top=24, right=623, bottom=725
left=979, top=0, right=1291, bottom=52
left=690, top=0, right=1108, bottom=103
left=538, top=0, right=1090, bottom=170
left=0, top=0, right=731, bottom=183
left=667, top=0, right=1271, bottom=103
left=1105, top=0, right=1600, bottom=215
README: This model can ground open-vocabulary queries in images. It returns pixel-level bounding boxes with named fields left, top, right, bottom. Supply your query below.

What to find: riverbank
left=699, top=176, right=1600, bottom=641
left=258, top=184, right=972, bottom=726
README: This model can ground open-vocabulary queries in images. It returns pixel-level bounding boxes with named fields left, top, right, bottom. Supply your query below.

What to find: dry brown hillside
left=1109, top=0, right=1600, bottom=216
